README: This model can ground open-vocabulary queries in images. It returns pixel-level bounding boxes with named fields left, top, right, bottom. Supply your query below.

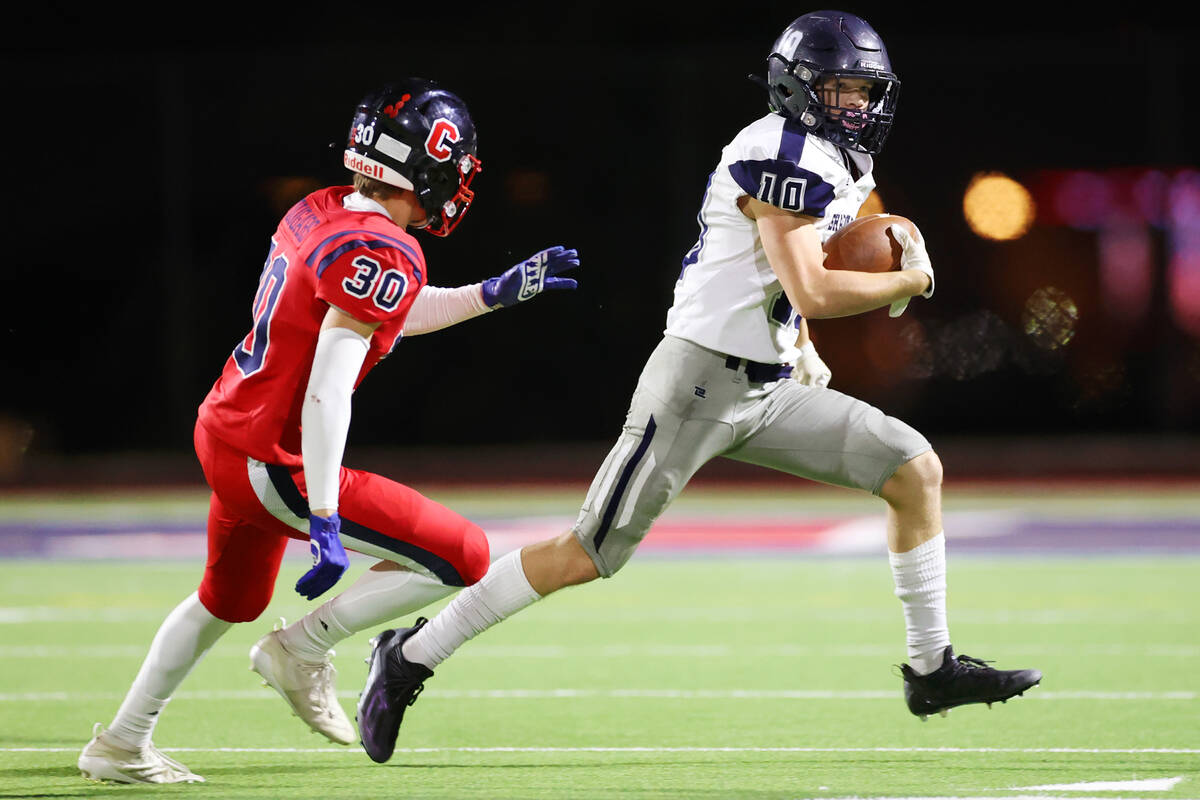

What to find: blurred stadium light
left=963, top=172, right=1036, bottom=241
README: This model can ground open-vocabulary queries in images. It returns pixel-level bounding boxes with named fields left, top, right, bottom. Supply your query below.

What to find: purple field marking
left=949, top=519, right=1200, bottom=554
left=1, top=514, right=1198, bottom=559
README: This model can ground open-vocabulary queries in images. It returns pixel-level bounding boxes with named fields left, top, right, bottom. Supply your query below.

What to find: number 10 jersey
left=665, top=113, right=875, bottom=365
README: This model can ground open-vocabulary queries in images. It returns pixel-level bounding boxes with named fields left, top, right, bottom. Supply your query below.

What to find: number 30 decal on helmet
left=343, top=78, right=482, bottom=237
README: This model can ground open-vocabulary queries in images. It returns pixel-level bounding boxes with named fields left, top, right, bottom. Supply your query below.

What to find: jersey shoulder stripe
left=726, top=115, right=849, bottom=217
left=307, top=229, right=424, bottom=283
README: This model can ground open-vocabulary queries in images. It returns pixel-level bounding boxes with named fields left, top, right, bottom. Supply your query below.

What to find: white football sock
left=889, top=532, right=951, bottom=675
left=402, top=549, right=541, bottom=669
left=278, top=565, right=454, bottom=663
left=108, top=592, right=232, bottom=749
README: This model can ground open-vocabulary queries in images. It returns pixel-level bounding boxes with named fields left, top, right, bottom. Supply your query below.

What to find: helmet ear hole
left=768, top=73, right=811, bottom=121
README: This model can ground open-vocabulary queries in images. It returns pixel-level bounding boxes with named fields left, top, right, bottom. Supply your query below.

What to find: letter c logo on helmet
left=424, top=119, right=461, bottom=162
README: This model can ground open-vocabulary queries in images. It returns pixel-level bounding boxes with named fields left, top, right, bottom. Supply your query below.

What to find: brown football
left=822, top=213, right=919, bottom=272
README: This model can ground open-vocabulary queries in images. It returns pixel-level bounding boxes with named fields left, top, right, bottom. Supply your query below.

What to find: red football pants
left=193, top=421, right=489, bottom=622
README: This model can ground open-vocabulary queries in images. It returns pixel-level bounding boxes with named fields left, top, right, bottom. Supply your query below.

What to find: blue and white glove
left=792, top=341, right=832, bottom=388
left=481, top=246, right=580, bottom=308
left=296, top=513, right=350, bottom=600
left=888, top=224, right=935, bottom=318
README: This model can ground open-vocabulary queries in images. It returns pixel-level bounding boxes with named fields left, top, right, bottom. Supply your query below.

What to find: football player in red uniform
left=78, top=78, right=579, bottom=784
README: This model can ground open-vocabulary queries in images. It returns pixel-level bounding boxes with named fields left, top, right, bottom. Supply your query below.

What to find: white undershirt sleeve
left=403, top=284, right=492, bottom=335
left=301, top=326, right=371, bottom=513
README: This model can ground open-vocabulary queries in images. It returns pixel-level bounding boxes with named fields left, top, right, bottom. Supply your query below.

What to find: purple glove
left=481, top=246, right=579, bottom=308
left=296, top=513, right=350, bottom=600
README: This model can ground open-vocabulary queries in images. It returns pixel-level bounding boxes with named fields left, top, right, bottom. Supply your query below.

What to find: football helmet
left=343, top=78, right=482, bottom=237
left=761, top=10, right=900, bottom=154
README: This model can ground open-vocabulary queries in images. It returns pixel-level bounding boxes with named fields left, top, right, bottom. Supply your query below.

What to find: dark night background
left=3, top=3, right=1198, bottom=485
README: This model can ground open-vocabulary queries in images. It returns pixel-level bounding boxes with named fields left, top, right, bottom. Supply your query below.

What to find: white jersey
left=664, top=113, right=876, bottom=364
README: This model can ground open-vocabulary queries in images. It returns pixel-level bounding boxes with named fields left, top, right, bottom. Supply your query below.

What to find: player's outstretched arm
left=402, top=246, right=580, bottom=336
left=481, top=246, right=580, bottom=308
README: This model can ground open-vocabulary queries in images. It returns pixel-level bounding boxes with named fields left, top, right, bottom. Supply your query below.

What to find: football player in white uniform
left=355, top=10, right=1042, bottom=763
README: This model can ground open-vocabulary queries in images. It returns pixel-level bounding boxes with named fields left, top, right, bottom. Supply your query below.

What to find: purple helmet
left=763, top=10, right=900, bottom=154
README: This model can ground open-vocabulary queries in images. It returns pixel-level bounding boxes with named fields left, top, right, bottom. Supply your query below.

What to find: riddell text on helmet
left=343, top=152, right=385, bottom=179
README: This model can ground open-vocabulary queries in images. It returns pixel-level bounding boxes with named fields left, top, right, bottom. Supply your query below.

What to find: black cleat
left=900, top=645, right=1042, bottom=721
left=356, top=618, right=434, bottom=763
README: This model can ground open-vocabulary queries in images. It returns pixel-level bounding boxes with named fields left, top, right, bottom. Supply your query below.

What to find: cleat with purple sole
left=356, top=618, right=434, bottom=764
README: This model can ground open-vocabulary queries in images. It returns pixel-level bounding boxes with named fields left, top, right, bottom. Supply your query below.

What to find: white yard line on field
left=1014, top=777, right=1183, bottom=791
left=4, top=606, right=1198, bottom=625
left=1, top=642, right=1198, bottom=658
left=1, top=689, right=1196, bottom=702
left=6, top=746, right=1200, bottom=755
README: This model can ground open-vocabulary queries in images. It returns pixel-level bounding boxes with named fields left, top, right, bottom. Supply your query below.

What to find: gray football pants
left=571, top=334, right=932, bottom=577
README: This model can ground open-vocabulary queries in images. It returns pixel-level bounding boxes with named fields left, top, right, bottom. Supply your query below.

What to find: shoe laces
left=947, top=653, right=1002, bottom=685
left=384, top=662, right=426, bottom=707
left=954, top=654, right=995, bottom=671
left=294, top=659, right=338, bottom=709
left=383, top=620, right=429, bottom=708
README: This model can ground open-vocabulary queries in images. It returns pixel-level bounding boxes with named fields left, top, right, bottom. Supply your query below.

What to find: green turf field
left=1, top=484, right=1198, bottom=798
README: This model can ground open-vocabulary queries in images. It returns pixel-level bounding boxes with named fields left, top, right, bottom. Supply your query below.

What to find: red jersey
left=198, top=186, right=426, bottom=467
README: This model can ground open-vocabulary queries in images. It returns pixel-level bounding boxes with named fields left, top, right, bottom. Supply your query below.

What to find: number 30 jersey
left=665, top=113, right=875, bottom=365
left=198, top=186, right=426, bottom=467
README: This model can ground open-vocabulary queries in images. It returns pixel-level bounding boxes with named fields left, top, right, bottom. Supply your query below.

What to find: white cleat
left=250, top=627, right=356, bottom=745
left=78, top=723, right=204, bottom=784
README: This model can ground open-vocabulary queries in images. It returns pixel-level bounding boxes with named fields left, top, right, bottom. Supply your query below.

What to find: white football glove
left=888, top=224, right=935, bottom=318
left=792, top=341, right=832, bottom=388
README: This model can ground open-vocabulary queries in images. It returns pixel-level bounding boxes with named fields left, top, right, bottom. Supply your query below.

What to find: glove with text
left=482, top=246, right=580, bottom=308
left=888, top=224, right=935, bottom=318
left=296, top=513, right=350, bottom=601
left=792, top=341, right=832, bottom=388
